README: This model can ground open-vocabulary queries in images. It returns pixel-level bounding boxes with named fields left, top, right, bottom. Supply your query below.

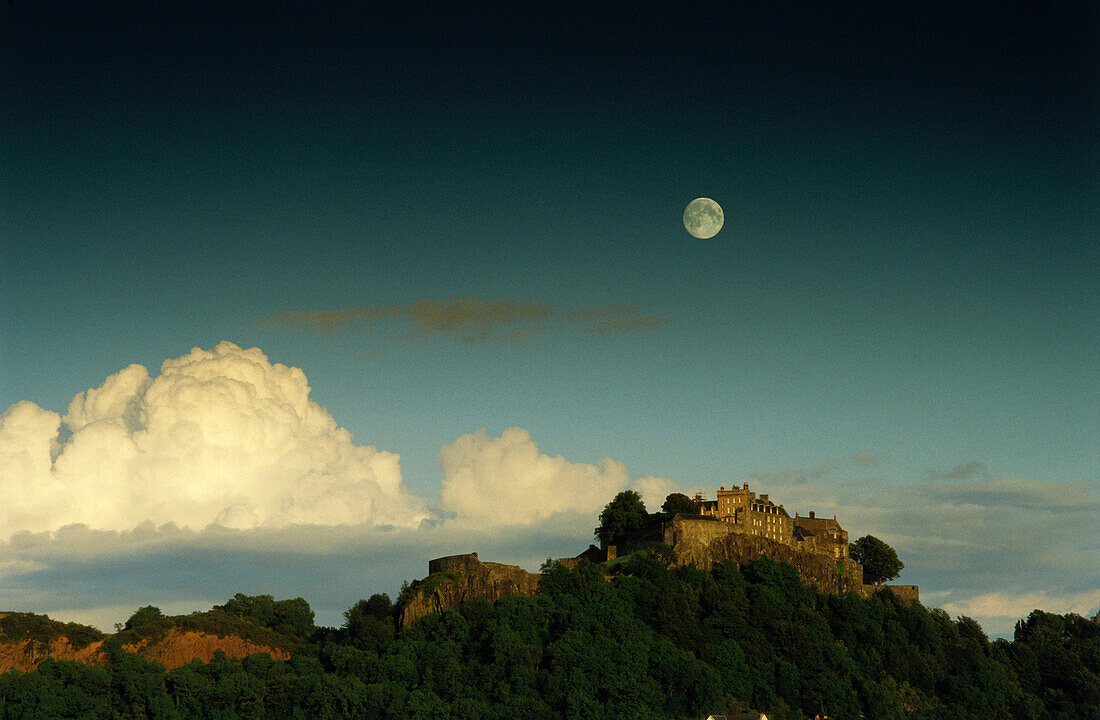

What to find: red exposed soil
left=0, top=628, right=291, bottom=673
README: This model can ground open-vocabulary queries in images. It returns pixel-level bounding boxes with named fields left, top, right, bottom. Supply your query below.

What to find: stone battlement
left=865, top=584, right=920, bottom=604
left=401, top=553, right=541, bottom=626
left=428, top=553, right=482, bottom=576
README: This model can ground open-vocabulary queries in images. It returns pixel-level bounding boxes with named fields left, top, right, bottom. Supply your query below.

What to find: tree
left=595, top=490, right=650, bottom=546
left=272, top=596, right=316, bottom=638
left=219, top=593, right=315, bottom=637
left=343, top=594, right=395, bottom=653
left=849, top=535, right=904, bottom=585
left=123, top=605, right=164, bottom=631
left=220, top=593, right=276, bottom=626
left=661, top=492, right=699, bottom=517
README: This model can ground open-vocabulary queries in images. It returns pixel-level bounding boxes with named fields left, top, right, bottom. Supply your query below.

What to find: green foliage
left=395, top=570, right=461, bottom=610
left=0, top=612, right=105, bottom=651
left=123, top=605, right=164, bottom=631
left=594, top=489, right=650, bottom=546
left=114, top=604, right=301, bottom=652
left=342, top=594, right=396, bottom=654
left=2, top=556, right=1099, bottom=719
left=849, top=534, right=905, bottom=585
left=217, top=593, right=316, bottom=639
left=660, top=492, right=698, bottom=517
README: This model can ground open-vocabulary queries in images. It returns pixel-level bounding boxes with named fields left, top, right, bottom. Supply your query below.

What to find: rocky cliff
left=396, top=532, right=912, bottom=626
left=398, top=553, right=541, bottom=627
left=0, top=636, right=105, bottom=673
left=671, top=524, right=865, bottom=595
left=0, top=612, right=292, bottom=673
left=0, top=629, right=291, bottom=672
left=123, top=628, right=292, bottom=669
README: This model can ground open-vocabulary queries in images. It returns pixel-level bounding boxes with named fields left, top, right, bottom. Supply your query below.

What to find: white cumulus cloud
left=941, top=590, right=1100, bottom=623
left=0, top=342, right=428, bottom=534
left=439, top=427, right=671, bottom=526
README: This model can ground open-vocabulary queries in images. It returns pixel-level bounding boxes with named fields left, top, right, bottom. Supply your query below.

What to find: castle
left=601, top=483, right=851, bottom=566
left=607, top=483, right=918, bottom=601
left=688, top=483, right=850, bottom=562
left=402, top=483, right=918, bottom=626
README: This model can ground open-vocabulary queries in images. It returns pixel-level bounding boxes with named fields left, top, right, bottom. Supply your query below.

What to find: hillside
left=0, top=556, right=1097, bottom=719
left=0, top=595, right=307, bottom=674
left=395, top=553, right=542, bottom=627
left=390, top=516, right=918, bottom=628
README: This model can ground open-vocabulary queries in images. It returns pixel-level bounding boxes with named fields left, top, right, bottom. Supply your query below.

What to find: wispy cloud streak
left=259, top=297, right=667, bottom=342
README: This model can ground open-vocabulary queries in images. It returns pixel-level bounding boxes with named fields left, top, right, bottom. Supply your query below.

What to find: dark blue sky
left=5, top=0, right=1096, bottom=475
left=1, top=1, right=1097, bottom=633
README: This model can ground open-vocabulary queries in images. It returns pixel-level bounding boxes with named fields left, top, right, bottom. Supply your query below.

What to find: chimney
left=809, top=511, right=815, bottom=518
left=761, top=494, right=769, bottom=501
left=742, top=482, right=748, bottom=490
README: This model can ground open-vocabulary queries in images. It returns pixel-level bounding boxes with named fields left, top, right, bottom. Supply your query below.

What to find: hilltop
left=394, top=484, right=919, bottom=628
left=1, top=552, right=1097, bottom=720
left=0, top=594, right=310, bottom=674
left=0, top=489, right=1096, bottom=719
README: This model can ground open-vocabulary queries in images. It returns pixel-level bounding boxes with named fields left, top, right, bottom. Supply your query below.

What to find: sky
left=1, top=1, right=1097, bottom=638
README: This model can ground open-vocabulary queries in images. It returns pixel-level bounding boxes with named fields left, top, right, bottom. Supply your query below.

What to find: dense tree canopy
left=3, top=561, right=1097, bottom=720
left=2, top=526, right=1097, bottom=719
left=594, top=489, right=650, bottom=546
left=217, top=593, right=316, bottom=639
left=341, top=594, right=395, bottom=653
left=849, top=534, right=905, bottom=585
left=123, top=606, right=164, bottom=631
left=660, top=492, right=699, bottom=517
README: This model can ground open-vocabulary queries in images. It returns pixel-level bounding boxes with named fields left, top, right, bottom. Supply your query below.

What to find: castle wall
left=792, top=534, right=819, bottom=555
left=663, top=515, right=743, bottom=547
left=864, top=584, right=920, bottom=605
left=401, top=486, right=917, bottom=626
left=793, top=515, right=849, bottom=560
left=668, top=516, right=866, bottom=595
left=402, top=554, right=541, bottom=626
left=745, top=501, right=793, bottom=544
left=429, top=553, right=481, bottom=575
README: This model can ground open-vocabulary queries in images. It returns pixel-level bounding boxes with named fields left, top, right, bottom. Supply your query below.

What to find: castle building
left=695, top=483, right=794, bottom=545
left=792, top=511, right=849, bottom=560
left=693, top=483, right=848, bottom=560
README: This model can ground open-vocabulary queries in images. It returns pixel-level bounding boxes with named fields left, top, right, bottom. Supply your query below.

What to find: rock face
left=122, top=629, right=292, bottom=670
left=669, top=520, right=866, bottom=596
left=398, top=553, right=541, bottom=627
left=0, top=637, right=106, bottom=673
left=0, top=629, right=291, bottom=673
left=397, top=529, right=915, bottom=626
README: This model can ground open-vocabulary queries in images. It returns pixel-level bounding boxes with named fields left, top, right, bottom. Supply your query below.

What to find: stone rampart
left=399, top=554, right=541, bottom=626
left=668, top=516, right=865, bottom=595
left=401, top=515, right=918, bottom=625
left=864, top=584, right=920, bottom=605
left=428, top=553, right=482, bottom=576
left=663, top=514, right=748, bottom=547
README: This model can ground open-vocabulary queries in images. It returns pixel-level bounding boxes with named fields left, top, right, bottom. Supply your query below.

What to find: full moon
left=683, top=197, right=724, bottom=239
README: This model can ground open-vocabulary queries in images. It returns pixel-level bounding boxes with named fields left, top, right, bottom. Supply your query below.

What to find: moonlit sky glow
left=1, top=2, right=1097, bottom=637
